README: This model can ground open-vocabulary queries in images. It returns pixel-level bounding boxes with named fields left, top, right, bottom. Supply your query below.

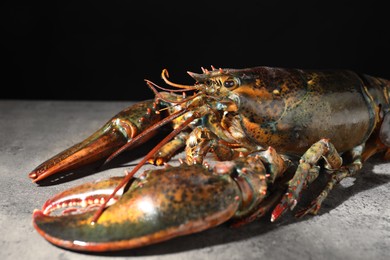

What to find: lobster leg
left=271, top=139, right=343, bottom=222
left=147, top=132, right=188, bottom=165
left=185, top=126, right=244, bottom=165
left=28, top=100, right=162, bottom=182
left=295, top=144, right=364, bottom=217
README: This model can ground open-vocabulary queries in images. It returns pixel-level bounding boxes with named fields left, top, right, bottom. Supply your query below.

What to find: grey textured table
left=1, top=100, right=389, bottom=260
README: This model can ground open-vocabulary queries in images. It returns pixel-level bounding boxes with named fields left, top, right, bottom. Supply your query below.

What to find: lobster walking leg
left=147, top=132, right=188, bottom=165
left=185, top=126, right=246, bottom=165
left=295, top=144, right=364, bottom=217
left=271, top=139, right=343, bottom=221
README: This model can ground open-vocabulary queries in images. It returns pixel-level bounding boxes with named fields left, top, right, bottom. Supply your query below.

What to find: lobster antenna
left=145, top=79, right=194, bottom=93
left=161, top=69, right=195, bottom=89
left=91, top=112, right=199, bottom=224
left=144, top=80, right=202, bottom=106
left=145, top=80, right=197, bottom=105
left=144, top=80, right=187, bottom=106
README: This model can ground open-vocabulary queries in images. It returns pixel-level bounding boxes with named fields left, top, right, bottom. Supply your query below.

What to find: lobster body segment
left=224, top=68, right=378, bottom=155
left=362, top=74, right=390, bottom=146
left=30, top=66, right=390, bottom=252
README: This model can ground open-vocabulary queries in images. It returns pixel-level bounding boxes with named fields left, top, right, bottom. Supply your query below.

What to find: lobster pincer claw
left=32, top=147, right=293, bottom=251
left=32, top=164, right=242, bottom=252
left=28, top=100, right=162, bottom=182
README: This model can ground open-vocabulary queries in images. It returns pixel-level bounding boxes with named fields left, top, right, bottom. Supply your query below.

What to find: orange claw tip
left=32, top=209, right=45, bottom=219
left=29, top=171, right=49, bottom=183
left=32, top=209, right=46, bottom=220
left=28, top=172, right=37, bottom=179
left=28, top=170, right=45, bottom=183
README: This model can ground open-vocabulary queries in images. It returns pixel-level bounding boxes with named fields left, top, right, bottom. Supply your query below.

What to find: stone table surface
left=1, top=100, right=389, bottom=260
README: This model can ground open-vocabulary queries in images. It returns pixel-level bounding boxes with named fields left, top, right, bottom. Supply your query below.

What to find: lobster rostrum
left=30, top=66, right=390, bottom=252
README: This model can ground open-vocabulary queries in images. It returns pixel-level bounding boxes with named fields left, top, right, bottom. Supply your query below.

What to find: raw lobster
left=30, top=66, right=390, bottom=251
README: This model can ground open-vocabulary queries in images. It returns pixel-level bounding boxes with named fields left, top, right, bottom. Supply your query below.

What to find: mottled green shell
left=225, top=67, right=376, bottom=155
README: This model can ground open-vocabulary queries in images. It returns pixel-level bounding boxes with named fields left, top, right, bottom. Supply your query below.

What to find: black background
left=2, top=1, right=389, bottom=101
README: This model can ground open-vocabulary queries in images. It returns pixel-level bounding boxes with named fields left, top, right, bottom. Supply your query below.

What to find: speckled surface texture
left=1, top=100, right=389, bottom=260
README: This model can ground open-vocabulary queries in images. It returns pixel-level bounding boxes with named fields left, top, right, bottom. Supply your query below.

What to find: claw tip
left=270, top=203, right=287, bottom=222
left=32, top=209, right=44, bottom=219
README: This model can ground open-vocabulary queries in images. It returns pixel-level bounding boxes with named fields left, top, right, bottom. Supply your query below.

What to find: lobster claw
left=28, top=100, right=161, bottom=182
left=32, top=164, right=241, bottom=252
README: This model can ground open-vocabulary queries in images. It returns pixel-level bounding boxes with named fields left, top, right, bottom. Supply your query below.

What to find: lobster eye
left=223, top=78, right=239, bottom=89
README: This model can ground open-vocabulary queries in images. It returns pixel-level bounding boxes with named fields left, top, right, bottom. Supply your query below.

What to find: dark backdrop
left=2, top=1, right=389, bottom=101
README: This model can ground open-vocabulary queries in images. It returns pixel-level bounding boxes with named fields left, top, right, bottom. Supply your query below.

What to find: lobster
left=29, top=66, right=390, bottom=252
